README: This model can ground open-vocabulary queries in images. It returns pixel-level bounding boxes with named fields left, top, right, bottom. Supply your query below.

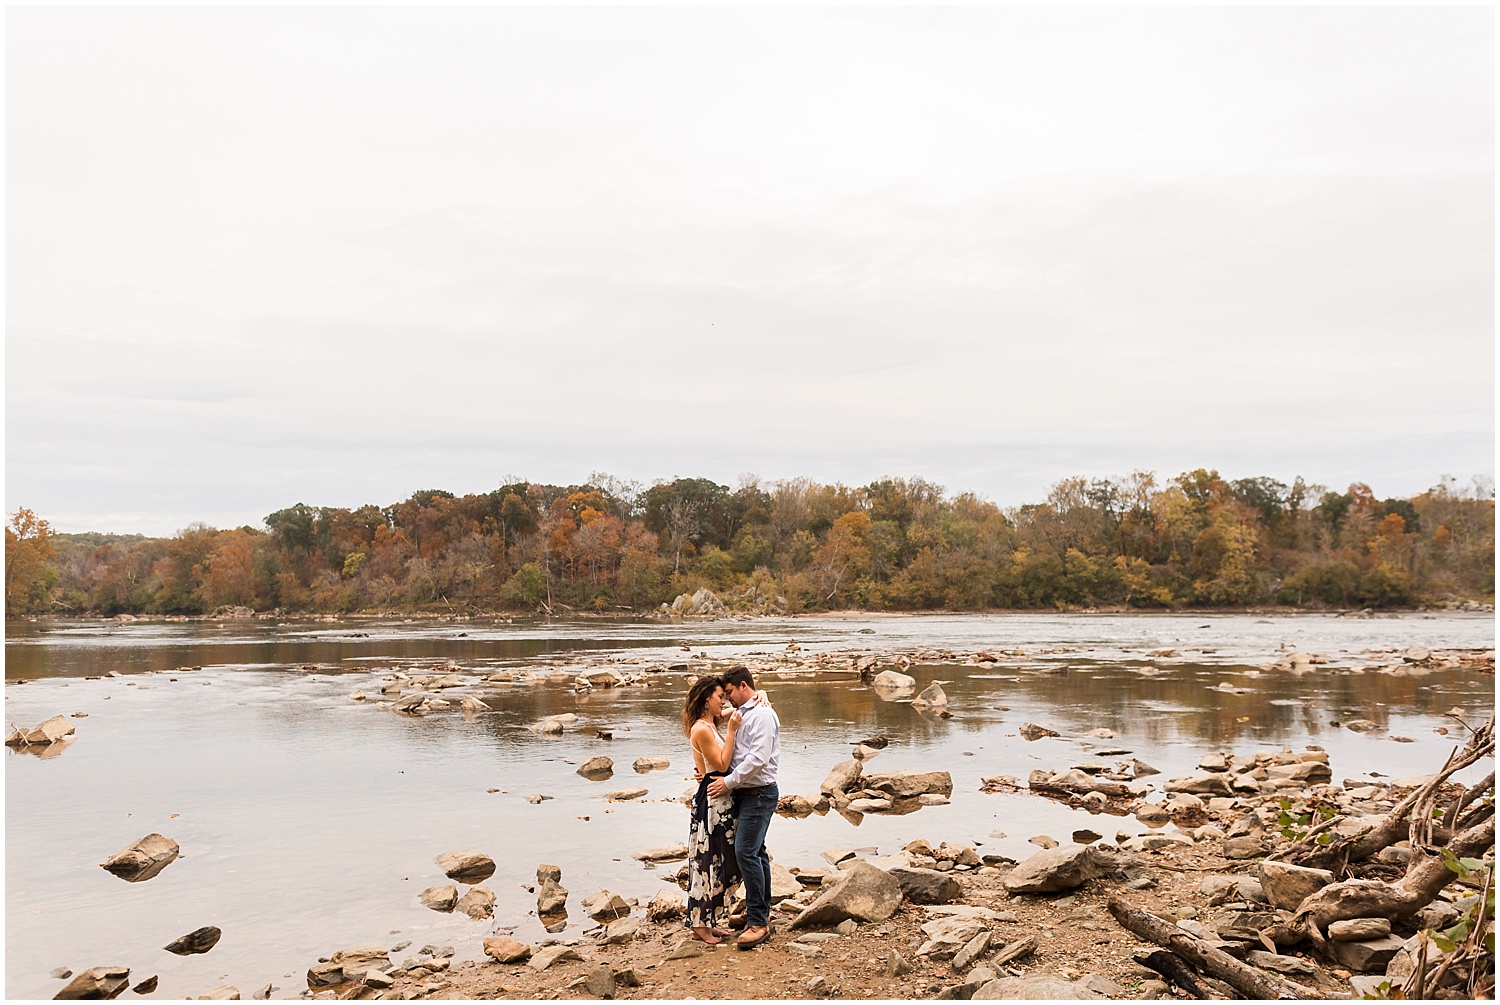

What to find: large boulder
left=889, top=867, right=963, bottom=904
left=1327, top=934, right=1405, bottom=973
left=330, top=945, right=390, bottom=973
left=54, top=966, right=131, bottom=1000
left=789, top=862, right=902, bottom=929
left=1257, top=861, right=1334, bottom=910
left=100, top=833, right=179, bottom=883
left=862, top=770, right=952, bottom=799
left=821, top=760, right=863, bottom=795
left=1002, top=845, right=1133, bottom=894
left=435, top=850, right=495, bottom=884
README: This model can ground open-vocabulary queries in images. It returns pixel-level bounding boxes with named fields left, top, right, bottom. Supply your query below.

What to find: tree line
left=5, top=469, right=1494, bottom=617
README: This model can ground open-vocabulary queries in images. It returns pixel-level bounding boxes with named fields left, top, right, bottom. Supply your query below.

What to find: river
left=4, top=611, right=1493, bottom=999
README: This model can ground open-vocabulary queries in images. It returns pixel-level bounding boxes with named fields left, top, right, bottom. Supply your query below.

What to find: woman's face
left=706, top=687, right=724, bottom=719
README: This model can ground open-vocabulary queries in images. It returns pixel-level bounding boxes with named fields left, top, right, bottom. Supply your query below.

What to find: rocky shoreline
left=31, top=640, right=1494, bottom=1000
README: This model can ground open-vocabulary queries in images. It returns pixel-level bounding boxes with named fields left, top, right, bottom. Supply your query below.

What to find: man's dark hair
left=721, top=666, right=755, bottom=690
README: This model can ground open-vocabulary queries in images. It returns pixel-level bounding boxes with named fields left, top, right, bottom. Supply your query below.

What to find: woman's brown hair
left=681, top=675, right=723, bottom=737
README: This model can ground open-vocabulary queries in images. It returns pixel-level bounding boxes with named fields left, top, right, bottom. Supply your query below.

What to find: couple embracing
left=679, top=667, right=780, bottom=949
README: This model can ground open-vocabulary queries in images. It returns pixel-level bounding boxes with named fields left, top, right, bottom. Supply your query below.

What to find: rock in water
left=821, top=759, right=863, bottom=795
left=419, top=885, right=458, bottom=912
left=483, top=937, right=533, bottom=963
left=100, top=833, right=179, bottom=883
left=632, top=845, right=688, bottom=863
left=606, top=788, right=647, bottom=801
left=26, top=715, right=76, bottom=745
left=456, top=885, right=494, bottom=919
left=861, top=769, right=952, bottom=798
left=632, top=757, right=670, bottom=772
left=790, top=862, right=902, bottom=929
left=870, top=670, right=916, bottom=691
left=164, top=926, right=222, bottom=955
left=583, top=889, right=631, bottom=922
left=131, top=976, right=158, bottom=994
left=912, top=683, right=949, bottom=708
left=537, top=863, right=562, bottom=884
left=537, top=878, right=569, bottom=914
left=1002, top=845, right=1132, bottom=894
left=54, top=966, right=130, bottom=999
left=1019, top=722, right=1060, bottom=741
left=197, top=985, right=239, bottom=999
left=434, top=849, right=495, bottom=884
left=577, top=756, right=614, bottom=779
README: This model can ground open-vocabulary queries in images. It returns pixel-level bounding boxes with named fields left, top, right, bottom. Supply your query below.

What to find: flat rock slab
left=632, top=845, right=688, bottom=863
left=663, top=939, right=707, bottom=961
left=973, top=974, right=1103, bottom=999
left=1327, top=934, right=1406, bottom=973
left=1245, top=950, right=1317, bottom=976
left=100, top=833, right=179, bottom=883
left=862, top=769, right=953, bottom=798
left=606, top=788, right=648, bottom=801
left=1329, top=917, right=1392, bottom=942
left=632, top=757, right=670, bottom=772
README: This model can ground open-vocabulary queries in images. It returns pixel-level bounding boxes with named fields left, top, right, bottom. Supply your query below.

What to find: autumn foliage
left=6, top=470, right=1494, bottom=617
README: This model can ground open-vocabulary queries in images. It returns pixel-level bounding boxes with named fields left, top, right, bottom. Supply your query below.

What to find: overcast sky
left=7, top=7, right=1494, bottom=536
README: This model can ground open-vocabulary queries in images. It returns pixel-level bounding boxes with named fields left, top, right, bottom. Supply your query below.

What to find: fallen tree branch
left=1108, top=898, right=1321, bottom=1000
left=1134, top=950, right=1210, bottom=999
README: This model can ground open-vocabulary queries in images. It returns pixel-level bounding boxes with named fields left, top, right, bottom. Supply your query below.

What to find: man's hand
left=707, top=777, right=729, bottom=799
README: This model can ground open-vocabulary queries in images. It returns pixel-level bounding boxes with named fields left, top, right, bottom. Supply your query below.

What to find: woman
left=681, top=675, right=742, bottom=944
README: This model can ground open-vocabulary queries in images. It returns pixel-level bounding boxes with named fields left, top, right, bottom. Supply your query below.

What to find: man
left=706, top=665, right=781, bottom=950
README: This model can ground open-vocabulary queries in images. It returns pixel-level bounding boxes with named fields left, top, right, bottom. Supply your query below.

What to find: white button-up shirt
left=723, top=696, right=780, bottom=789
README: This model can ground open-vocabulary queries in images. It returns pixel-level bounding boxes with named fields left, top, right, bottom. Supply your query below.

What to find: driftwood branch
left=1108, top=898, right=1321, bottom=1000
left=1134, top=950, right=1210, bottom=999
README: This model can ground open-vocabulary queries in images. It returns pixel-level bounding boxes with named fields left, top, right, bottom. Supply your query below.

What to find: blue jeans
left=732, top=784, right=778, bottom=928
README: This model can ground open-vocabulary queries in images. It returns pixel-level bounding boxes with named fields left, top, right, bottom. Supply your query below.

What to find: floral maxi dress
left=686, top=770, right=740, bottom=929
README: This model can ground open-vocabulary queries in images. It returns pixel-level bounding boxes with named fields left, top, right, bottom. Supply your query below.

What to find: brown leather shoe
left=736, top=925, right=770, bottom=950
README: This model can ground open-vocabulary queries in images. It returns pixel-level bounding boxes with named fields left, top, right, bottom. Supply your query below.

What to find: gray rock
left=806, top=975, right=831, bottom=996
left=456, top=885, right=494, bottom=919
left=306, top=962, right=343, bottom=987
left=1257, top=861, right=1334, bottom=910
left=917, top=916, right=987, bottom=960
left=1222, top=835, right=1267, bottom=859
left=164, top=926, right=222, bottom=955
left=952, top=932, right=991, bottom=970
left=1002, top=845, right=1133, bottom=894
left=459, top=696, right=488, bottom=714
left=822, top=759, right=863, bottom=795
left=973, top=974, right=1101, bottom=999
left=537, top=863, right=562, bottom=884
left=1245, top=950, right=1317, bottom=976
left=912, top=682, right=949, bottom=708
left=419, top=885, right=457, bottom=912
left=1163, top=774, right=1234, bottom=796
left=100, top=833, right=179, bottom=882
left=790, top=862, right=902, bottom=929
left=1122, top=832, right=1193, bottom=852
left=663, top=939, right=705, bottom=961
left=1327, top=934, right=1405, bottom=973
left=528, top=945, right=583, bottom=971
left=434, top=849, right=495, bottom=884
left=889, top=866, right=963, bottom=904
left=606, top=788, right=648, bottom=801
left=633, top=757, right=670, bottom=772
left=888, top=952, right=911, bottom=976
left=51, top=968, right=73, bottom=980
left=197, top=985, right=240, bottom=999
left=583, top=964, right=615, bottom=999
left=1329, top=917, right=1392, bottom=942
left=392, top=694, right=428, bottom=714
left=54, top=966, right=131, bottom=1000
left=360, top=969, right=394, bottom=989
left=770, top=863, right=801, bottom=902
left=646, top=889, right=684, bottom=922
left=129, top=977, right=157, bottom=995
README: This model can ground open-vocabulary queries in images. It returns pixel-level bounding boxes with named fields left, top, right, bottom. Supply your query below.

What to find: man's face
left=726, top=681, right=753, bottom=707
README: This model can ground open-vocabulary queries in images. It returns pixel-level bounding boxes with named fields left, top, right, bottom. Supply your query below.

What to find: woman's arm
left=691, top=718, right=739, bottom=774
